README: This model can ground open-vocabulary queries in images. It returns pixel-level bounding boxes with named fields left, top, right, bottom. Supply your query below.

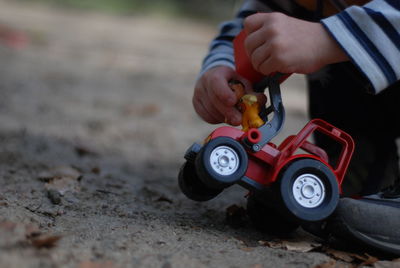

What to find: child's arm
left=194, top=0, right=286, bottom=126
left=321, top=1, right=400, bottom=94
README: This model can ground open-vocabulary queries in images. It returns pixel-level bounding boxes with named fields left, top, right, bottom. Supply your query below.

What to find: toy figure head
left=228, top=80, right=245, bottom=100
left=241, top=94, right=258, bottom=105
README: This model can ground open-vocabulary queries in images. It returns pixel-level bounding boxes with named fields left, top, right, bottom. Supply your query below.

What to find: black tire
left=247, top=193, right=299, bottom=234
left=278, top=158, right=339, bottom=222
left=195, top=137, right=248, bottom=189
left=178, top=161, right=222, bottom=202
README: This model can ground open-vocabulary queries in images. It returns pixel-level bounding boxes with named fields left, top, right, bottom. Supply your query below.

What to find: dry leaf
left=313, top=260, right=337, bottom=268
left=325, top=248, right=355, bottom=263
left=234, top=236, right=248, bottom=246
left=322, top=247, right=379, bottom=266
left=259, top=239, right=321, bottom=253
left=0, top=221, right=36, bottom=247
left=91, top=167, right=101, bottom=174
left=359, top=254, right=379, bottom=266
left=39, top=165, right=81, bottom=181
left=258, top=240, right=283, bottom=249
left=282, top=240, right=321, bottom=253
left=25, top=224, right=41, bottom=238
left=0, top=221, right=17, bottom=231
left=45, top=177, right=80, bottom=195
left=156, top=196, right=173, bottom=204
left=122, top=103, right=160, bottom=117
left=374, top=260, right=400, bottom=268
left=79, top=261, right=115, bottom=268
left=30, top=235, right=61, bottom=248
left=39, top=166, right=82, bottom=195
left=240, top=247, right=254, bottom=252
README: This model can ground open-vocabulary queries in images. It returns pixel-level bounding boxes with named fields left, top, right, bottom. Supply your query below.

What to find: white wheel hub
left=209, top=146, right=239, bottom=176
left=292, top=173, right=325, bottom=208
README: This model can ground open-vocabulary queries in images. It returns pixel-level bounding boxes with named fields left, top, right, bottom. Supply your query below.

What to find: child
left=194, top=0, right=400, bottom=255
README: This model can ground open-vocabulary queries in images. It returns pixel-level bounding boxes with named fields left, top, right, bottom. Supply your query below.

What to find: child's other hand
left=243, top=13, right=348, bottom=75
left=193, top=66, right=249, bottom=126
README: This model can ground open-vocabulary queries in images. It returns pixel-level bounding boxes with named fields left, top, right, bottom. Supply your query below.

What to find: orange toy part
left=239, top=94, right=265, bottom=131
left=228, top=80, right=265, bottom=131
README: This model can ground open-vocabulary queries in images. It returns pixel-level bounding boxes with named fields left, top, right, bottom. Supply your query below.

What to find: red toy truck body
left=206, top=118, right=354, bottom=193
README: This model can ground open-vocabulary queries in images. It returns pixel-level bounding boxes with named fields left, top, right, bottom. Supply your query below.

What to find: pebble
left=47, top=189, right=61, bottom=205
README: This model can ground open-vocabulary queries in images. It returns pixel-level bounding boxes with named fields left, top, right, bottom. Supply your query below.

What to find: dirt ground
left=0, top=1, right=397, bottom=268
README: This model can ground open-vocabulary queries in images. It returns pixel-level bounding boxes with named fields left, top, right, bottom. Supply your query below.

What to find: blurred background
left=0, top=0, right=307, bottom=163
left=10, top=0, right=241, bottom=21
left=0, top=1, right=310, bottom=266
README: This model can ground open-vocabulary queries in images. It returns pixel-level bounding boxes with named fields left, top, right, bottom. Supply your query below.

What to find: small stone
left=47, top=189, right=61, bottom=205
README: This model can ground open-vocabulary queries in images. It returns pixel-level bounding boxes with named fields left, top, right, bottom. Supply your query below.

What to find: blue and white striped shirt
left=201, top=0, right=400, bottom=94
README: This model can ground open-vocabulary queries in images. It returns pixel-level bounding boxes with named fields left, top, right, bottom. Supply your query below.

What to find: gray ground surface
left=0, top=1, right=396, bottom=268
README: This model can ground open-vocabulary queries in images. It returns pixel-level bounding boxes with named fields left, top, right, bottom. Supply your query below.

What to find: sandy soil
left=0, top=1, right=393, bottom=267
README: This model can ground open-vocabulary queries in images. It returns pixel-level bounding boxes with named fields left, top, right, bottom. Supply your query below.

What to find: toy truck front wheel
left=195, top=137, right=248, bottom=189
left=178, top=161, right=222, bottom=202
left=277, top=158, right=339, bottom=223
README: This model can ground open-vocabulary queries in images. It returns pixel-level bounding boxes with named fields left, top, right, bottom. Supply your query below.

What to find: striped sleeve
left=200, top=0, right=274, bottom=76
left=321, top=0, right=400, bottom=94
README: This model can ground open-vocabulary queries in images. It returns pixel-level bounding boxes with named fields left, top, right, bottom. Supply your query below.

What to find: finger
left=243, top=14, right=265, bottom=34
left=202, top=99, right=225, bottom=123
left=206, top=75, right=238, bottom=106
left=227, top=108, right=243, bottom=126
left=245, top=30, right=266, bottom=57
left=193, top=81, right=223, bottom=124
left=193, top=96, right=222, bottom=124
left=250, top=42, right=272, bottom=74
left=215, top=104, right=242, bottom=126
left=206, top=83, right=243, bottom=126
left=257, top=57, right=275, bottom=75
left=198, top=88, right=226, bottom=123
left=236, top=77, right=253, bottom=92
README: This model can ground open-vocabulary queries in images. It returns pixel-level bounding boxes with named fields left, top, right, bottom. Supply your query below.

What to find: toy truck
left=178, top=31, right=354, bottom=232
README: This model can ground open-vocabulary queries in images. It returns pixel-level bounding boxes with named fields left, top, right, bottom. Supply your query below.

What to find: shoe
left=327, top=193, right=400, bottom=256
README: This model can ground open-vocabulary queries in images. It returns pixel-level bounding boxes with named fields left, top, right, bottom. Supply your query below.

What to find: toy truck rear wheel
left=195, top=137, right=248, bottom=189
left=247, top=193, right=299, bottom=234
left=178, top=161, right=222, bottom=202
left=277, top=158, right=339, bottom=223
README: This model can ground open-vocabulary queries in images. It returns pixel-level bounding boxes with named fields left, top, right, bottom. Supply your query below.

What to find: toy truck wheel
left=278, top=158, right=339, bottom=222
left=247, top=194, right=299, bottom=234
left=178, top=161, right=222, bottom=202
left=195, top=137, right=248, bottom=189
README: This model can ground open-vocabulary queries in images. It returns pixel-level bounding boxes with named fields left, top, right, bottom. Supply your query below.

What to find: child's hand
left=243, top=13, right=348, bottom=75
left=193, top=66, right=250, bottom=126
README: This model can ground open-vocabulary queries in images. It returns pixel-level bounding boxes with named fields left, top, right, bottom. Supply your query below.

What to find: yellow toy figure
left=228, top=80, right=265, bottom=132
